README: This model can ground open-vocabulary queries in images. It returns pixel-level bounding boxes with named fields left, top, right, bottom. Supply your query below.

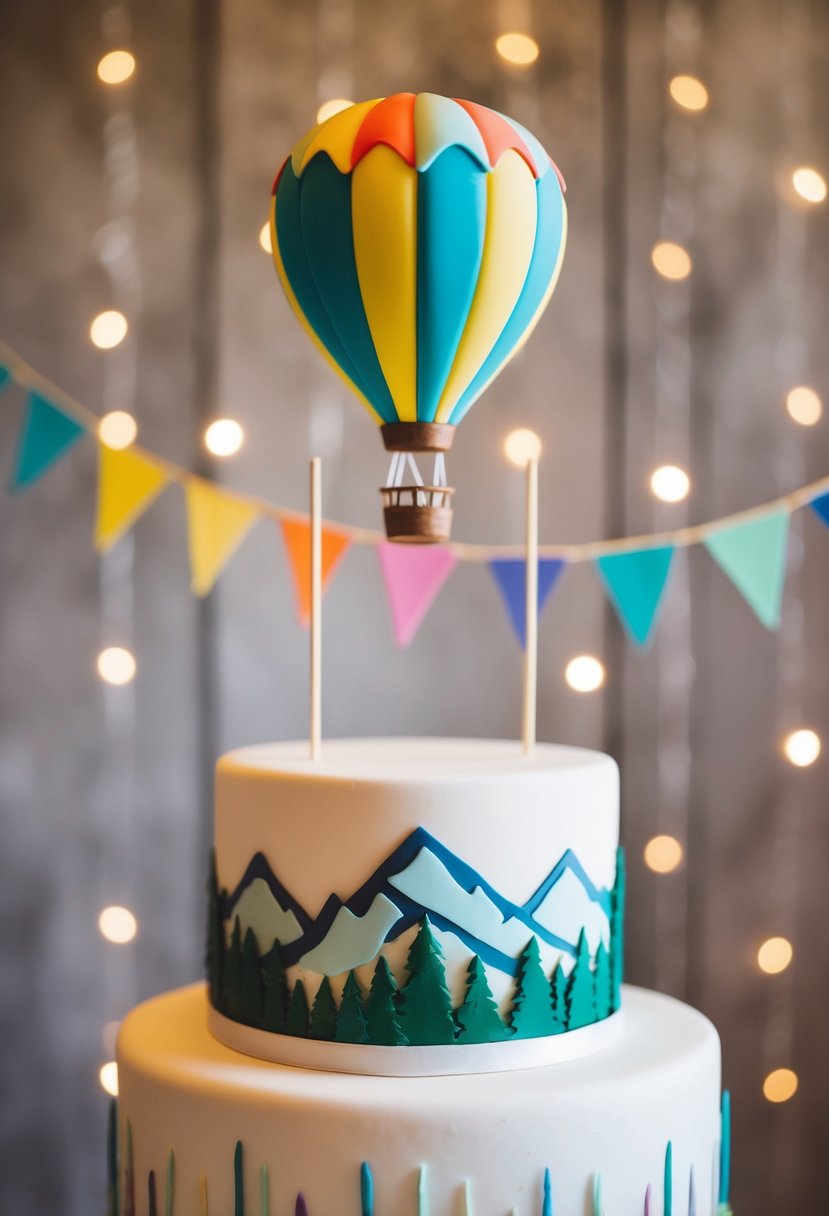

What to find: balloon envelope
left=271, top=92, right=567, bottom=430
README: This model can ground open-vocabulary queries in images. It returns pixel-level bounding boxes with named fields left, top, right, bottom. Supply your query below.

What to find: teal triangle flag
left=10, top=392, right=86, bottom=490
left=0, top=364, right=10, bottom=391
left=596, top=545, right=675, bottom=646
left=810, top=491, right=829, bottom=531
left=703, top=510, right=789, bottom=629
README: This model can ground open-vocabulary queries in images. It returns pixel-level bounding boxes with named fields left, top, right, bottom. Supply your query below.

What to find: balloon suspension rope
left=522, top=456, right=539, bottom=755
left=310, top=457, right=322, bottom=761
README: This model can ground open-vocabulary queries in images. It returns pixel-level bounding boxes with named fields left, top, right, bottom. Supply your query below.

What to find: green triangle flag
left=10, top=392, right=86, bottom=490
left=595, top=545, right=675, bottom=646
left=703, top=510, right=789, bottom=629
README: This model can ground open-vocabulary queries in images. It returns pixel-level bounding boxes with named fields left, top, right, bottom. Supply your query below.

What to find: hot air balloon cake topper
left=270, top=92, right=567, bottom=544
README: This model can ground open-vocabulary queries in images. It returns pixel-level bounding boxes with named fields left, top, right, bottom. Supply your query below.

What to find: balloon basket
left=381, top=487, right=454, bottom=544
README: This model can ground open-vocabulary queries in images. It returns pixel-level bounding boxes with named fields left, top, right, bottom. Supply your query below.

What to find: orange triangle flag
left=95, top=443, right=169, bottom=552
left=280, top=518, right=351, bottom=625
left=186, top=478, right=260, bottom=596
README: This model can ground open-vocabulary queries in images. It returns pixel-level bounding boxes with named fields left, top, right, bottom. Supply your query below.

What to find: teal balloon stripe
left=415, top=147, right=486, bottom=422
left=298, top=155, right=397, bottom=423
left=449, top=170, right=566, bottom=425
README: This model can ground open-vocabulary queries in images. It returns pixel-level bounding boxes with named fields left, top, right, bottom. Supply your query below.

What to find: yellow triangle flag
left=186, top=478, right=260, bottom=596
left=95, top=443, right=169, bottom=552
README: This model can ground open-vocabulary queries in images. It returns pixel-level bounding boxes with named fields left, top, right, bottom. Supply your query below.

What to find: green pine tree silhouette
left=455, top=955, right=510, bottom=1043
left=610, top=846, right=626, bottom=1011
left=550, top=961, right=567, bottom=1033
left=225, top=917, right=243, bottom=1021
left=309, top=976, right=338, bottom=1040
left=336, top=971, right=369, bottom=1043
left=509, top=937, right=554, bottom=1038
left=397, top=917, right=456, bottom=1045
left=364, top=956, right=407, bottom=1046
left=593, top=940, right=613, bottom=1020
left=205, top=850, right=226, bottom=1010
left=566, top=929, right=595, bottom=1030
left=262, top=941, right=287, bottom=1033
left=240, top=928, right=263, bottom=1027
left=286, top=979, right=309, bottom=1037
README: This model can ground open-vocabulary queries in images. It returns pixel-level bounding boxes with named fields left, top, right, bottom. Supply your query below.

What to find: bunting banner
left=377, top=544, right=458, bottom=647
left=488, top=558, right=566, bottom=648
left=595, top=546, right=675, bottom=647
left=280, top=518, right=351, bottom=625
left=95, top=444, right=169, bottom=552
left=703, top=511, right=789, bottom=629
left=1, top=341, right=828, bottom=650
left=810, top=491, right=829, bottom=530
left=11, top=391, right=86, bottom=490
left=186, top=479, right=260, bottom=596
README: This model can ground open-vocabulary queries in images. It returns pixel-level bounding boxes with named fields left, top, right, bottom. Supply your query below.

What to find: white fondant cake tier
left=117, top=983, right=722, bottom=1216
left=212, top=738, right=621, bottom=1046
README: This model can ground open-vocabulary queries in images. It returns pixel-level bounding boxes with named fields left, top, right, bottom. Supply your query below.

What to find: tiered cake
left=116, top=739, right=729, bottom=1214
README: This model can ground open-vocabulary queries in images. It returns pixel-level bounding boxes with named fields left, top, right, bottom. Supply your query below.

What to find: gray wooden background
left=1, top=1, right=828, bottom=1213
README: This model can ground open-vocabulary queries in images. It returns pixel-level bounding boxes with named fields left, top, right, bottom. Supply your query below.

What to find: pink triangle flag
left=376, top=544, right=458, bottom=647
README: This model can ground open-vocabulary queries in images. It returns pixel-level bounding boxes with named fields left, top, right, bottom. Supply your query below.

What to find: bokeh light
left=644, top=835, right=684, bottom=874
left=757, top=937, right=793, bottom=975
left=504, top=428, right=542, bottom=468
left=763, top=1068, right=798, bottom=1103
left=99, top=1062, right=119, bottom=1097
left=316, top=98, right=354, bottom=124
left=97, top=647, right=137, bottom=686
left=650, top=464, right=690, bottom=503
left=97, top=51, right=136, bottom=86
left=792, top=167, right=827, bottom=204
left=669, top=75, right=709, bottom=112
left=565, top=655, right=606, bottom=693
left=204, top=419, right=244, bottom=458
left=782, top=729, right=821, bottom=767
left=259, top=222, right=272, bottom=254
left=495, top=32, right=540, bottom=67
left=785, top=385, right=822, bottom=427
left=90, top=310, right=128, bottom=350
left=99, top=905, right=138, bottom=944
left=651, top=241, right=692, bottom=280
left=98, top=410, right=137, bottom=450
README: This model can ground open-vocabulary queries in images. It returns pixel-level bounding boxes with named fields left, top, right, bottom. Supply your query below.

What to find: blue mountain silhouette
left=224, top=829, right=612, bottom=977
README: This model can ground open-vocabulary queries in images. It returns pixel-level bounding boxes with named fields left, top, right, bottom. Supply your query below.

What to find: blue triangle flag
left=596, top=545, right=675, bottom=646
left=488, top=557, right=566, bottom=648
left=10, top=392, right=86, bottom=490
left=810, top=491, right=829, bottom=530
left=0, top=364, right=11, bottom=391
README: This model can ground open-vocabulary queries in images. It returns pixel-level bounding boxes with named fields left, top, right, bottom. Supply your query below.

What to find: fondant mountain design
left=224, top=830, right=612, bottom=979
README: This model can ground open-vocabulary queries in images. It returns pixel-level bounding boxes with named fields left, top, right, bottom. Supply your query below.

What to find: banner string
left=2, top=337, right=828, bottom=563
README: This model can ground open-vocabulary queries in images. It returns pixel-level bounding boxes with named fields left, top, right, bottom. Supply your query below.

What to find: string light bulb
left=644, top=835, right=683, bottom=874
left=90, top=310, right=128, bottom=350
left=757, top=936, right=793, bottom=975
left=97, top=51, right=136, bottom=86
left=791, top=166, right=827, bottom=205
left=99, top=1062, right=119, bottom=1097
left=98, top=410, right=137, bottom=450
left=763, top=1068, right=798, bottom=1104
left=204, top=419, right=244, bottom=458
left=668, top=74, right=709, bottom=112
left=495, top=32, right=540, bottom=67
left=650, top=465, right=690, bottom=503
left=651, top=241, right=692, bottom=281
left=782, top=728, right=821, bottom=767
left=504, top=428, right=542, bottom=467
left=785, top=385, right=822, bottom=427
left=565, top=655, right=606, bottom=693
left=316, top=98, right=354, bottom=124
left=97, top=646, right=136, bottom=686
left=98, top=905, right=138, bottom=944
left=259, top=222, right=272, bottom=254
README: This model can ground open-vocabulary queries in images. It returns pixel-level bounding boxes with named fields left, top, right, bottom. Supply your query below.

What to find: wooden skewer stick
left=522, top=455, right=539, bottom=756
left=310, top=457, right=322, bottom=761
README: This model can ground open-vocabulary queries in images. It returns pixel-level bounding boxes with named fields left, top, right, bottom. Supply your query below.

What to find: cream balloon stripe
left=2, top=339, right=829, bottom=565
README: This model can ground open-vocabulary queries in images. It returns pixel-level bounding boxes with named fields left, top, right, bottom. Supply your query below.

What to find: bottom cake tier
left=116, top=983, right=725, bottom=1216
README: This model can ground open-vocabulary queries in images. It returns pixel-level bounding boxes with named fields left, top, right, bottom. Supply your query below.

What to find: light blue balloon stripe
left=415, top=147, right=486, bottom=422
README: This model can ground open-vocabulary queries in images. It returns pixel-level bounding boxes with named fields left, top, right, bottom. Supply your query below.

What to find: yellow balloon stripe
left=352, top=147, right=418, bottom=423
left=296, top=99, right=383, bottom=175
left=434, top=151, right=538, bottom=423
left=269, top=199, right=383, bottom=425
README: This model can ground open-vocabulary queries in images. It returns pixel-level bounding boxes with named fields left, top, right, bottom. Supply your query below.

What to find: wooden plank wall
left=0, top=0, right=827, bottom=1211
